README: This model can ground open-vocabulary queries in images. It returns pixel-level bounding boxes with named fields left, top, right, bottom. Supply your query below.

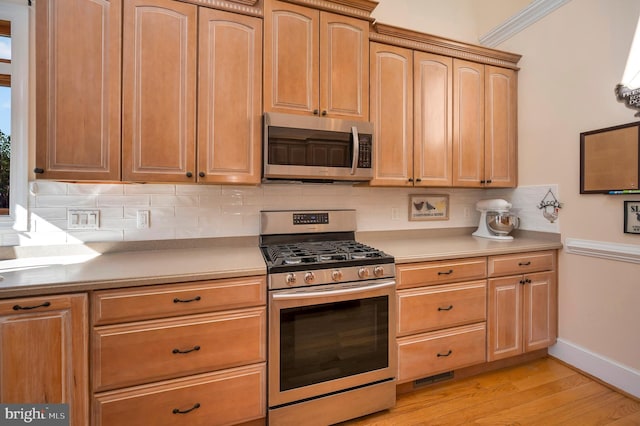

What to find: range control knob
left=331, top=270, right=343, bottom=282
left=285, top=274, right=296, bottom=286
left=373, top=266, right=385, bottom=277
left=358, top=267, right=370, bottom=279
left=304, top=272, right=316, bottom=284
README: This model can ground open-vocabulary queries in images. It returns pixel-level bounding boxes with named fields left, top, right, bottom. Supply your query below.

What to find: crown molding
left=479, top=0, right=572, bottom=48
left=371, top=23, right=522, bottom=69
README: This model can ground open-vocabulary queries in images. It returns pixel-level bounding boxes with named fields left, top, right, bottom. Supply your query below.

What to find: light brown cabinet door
left=414, top=52, right=453, bottom=187
left=488, top=271, right=557, bottom=361
left=452, top=59, right=485, bottom=187
left=369, top=42, right=413, bottom=186
left=264, top=0, right=319, bottom=116
left=523, top=271, right=557, bottom=353
left=487, top=275, right=522, bottom=361
left=264, top=0, right=368, bottom=120
left=35, top=0, right=121, bottom=180
left=485, top=66, right=517, bottom=187
left=122, top=0, right=197, bottom=183
left=319, top=12, right=369, bottom=120
left=0, top=294, right=88, bottom=426
left=197, top=9, right=263, bottom=184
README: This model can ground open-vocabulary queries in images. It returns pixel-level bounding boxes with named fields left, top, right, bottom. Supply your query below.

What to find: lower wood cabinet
left=93, top=364, right=265, bottom=426
left=396, top=259, right=487, bottom=383
left=398, top=323, right=486, bottom=382
left=91, top=276, right=267, bottom=426
left=487, top=251, right=557, bottom=361
left=0, top=294, right=88, bottom=426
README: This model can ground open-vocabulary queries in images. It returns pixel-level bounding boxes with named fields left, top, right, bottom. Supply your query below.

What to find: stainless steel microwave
left=263, top=113, right=374, bottom=182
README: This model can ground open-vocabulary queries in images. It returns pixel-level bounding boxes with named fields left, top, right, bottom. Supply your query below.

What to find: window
left=1, top=19, right=12, bottom=216
left=0, top=2, right=28, bottom=231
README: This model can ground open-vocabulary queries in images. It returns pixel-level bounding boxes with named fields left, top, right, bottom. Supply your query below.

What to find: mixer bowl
left=486, top=212, right=519, bottom=236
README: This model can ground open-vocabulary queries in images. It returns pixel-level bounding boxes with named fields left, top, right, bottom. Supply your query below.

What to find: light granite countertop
left=0, top=229, right=562, bottom=298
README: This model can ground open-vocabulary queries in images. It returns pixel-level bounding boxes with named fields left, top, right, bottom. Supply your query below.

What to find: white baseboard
left=549, top=338, right=640, bottom=398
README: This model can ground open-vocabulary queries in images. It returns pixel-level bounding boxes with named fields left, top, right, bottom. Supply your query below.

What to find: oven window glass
left=279, top=295, right=389, bottom=391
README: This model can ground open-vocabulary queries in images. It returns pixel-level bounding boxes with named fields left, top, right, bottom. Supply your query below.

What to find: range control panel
left=293, top=213, right=329, bottom=225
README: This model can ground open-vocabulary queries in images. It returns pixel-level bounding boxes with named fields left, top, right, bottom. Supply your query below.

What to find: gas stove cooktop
left=261, top=239, right=393, bottom=271
left=259, top=210, right=395, bottom=289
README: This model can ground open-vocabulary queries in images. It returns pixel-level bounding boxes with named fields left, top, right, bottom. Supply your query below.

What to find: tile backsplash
left=0, top=182, right=560, bottom=246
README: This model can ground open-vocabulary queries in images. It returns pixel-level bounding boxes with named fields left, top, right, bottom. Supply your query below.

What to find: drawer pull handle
left=437, top=350, right=453, bottom=358
left=438, top=305, right=453, bottom=311
left=172, top=403, right=200, bottom=415
left=172, top=345, right=201, bottom=355
left=13, top=301, right=51, bottom=311
left=518, top=261, right=531, bottom=266
left=437, top=269, right=453, bottom=276
left=173, top=296, right=201, bottom=304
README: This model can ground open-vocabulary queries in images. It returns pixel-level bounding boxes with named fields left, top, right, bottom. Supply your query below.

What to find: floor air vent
left=414, top=371, right=454, bottom=387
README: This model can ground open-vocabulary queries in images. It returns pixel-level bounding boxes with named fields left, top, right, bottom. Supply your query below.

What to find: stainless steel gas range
left=259, top=209, right=397, bottom=426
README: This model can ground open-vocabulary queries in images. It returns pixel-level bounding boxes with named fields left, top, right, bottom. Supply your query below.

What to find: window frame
left=0, top=1, right=29, bottom=232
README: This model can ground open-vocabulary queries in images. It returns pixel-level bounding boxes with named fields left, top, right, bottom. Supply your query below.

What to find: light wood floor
left=339, top=357, right=640, bottom=425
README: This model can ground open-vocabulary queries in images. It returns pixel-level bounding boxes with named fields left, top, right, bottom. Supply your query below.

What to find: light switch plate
left=68, top=209, right=100, bottom=230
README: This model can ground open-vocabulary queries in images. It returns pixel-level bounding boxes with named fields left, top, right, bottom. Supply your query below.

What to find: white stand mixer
left=472, top=199, right=519, bottom=240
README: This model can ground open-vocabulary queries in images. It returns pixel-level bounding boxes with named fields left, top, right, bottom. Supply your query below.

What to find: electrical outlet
left=68, top=209, right=100, bottom=229
left=137, top=210, right=150, bottom=229
left=464, top=207, right=471, bottom=218
left=391, top=208, right=401, bottom=220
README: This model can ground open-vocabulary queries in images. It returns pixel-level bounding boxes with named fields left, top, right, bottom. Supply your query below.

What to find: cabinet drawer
left=397, top=280, right=486, bottom=336
left=93, top=307, right=266, bottom=392
left=397, top=258, right=486, bottom=289
left=397, top=323, right=486, bottom=383
left=488, top=251, right=555, bottom=277
left=92, top=276, right=266, bottom=325
left=94, top=363, right=266, bottom=426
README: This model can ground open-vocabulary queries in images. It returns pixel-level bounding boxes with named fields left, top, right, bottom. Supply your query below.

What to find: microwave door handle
left=350, top=126, right=359, bottom=175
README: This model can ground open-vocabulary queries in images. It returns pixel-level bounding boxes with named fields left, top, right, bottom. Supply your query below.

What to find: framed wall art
left=623, top=201, right=640, bottom=234
left=409, top=194, right=449, bottom=221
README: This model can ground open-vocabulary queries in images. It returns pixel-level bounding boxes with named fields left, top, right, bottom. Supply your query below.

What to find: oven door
left=268, top=280, right=396, bottom=408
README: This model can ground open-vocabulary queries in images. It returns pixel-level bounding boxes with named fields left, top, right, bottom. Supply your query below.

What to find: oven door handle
left=272, top=280, right=395, bottom=300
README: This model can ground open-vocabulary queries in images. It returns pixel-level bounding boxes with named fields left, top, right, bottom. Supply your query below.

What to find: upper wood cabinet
left=370, top=45, right=453, bottom=187
left=369, top=24, right=520, bottom=189
left=122, top=0, right=198, bottom=183
left=35, top=0, right=121, bottom=180
left=37, top=0, right=262, bottom=184
left=453, top=61, right=517, bottom=188
left=122, top=0, right=262, bottom=184
left=197, top=8, right=263, bottom=184
left=414, top=52, right=453, bottom=187
left=264, top=0, right=369, bottom=120
left=369, top=42, right=413, bottom=185
left=0, top=294, right=88, bottom=426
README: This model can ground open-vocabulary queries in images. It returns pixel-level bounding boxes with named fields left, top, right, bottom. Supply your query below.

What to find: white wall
left=496, top=0, right=640, bottom=386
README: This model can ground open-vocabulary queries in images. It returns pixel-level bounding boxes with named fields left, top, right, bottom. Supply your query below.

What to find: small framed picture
left=624, top=201, right=640, bottom=234
left=409, top=194, right=449, bottom=221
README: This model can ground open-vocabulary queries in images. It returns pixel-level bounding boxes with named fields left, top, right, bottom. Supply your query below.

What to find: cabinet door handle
left=437, top=350, right=453, bottom=357
left=438, top=305, right=453, bottom=311
left=408, top=178, right=414, bottom=183
left=13, top=301, right=51, bottom=311
left=173, top=296, right=201, bottom=304
left=313, top=109, right=319, bottom=115
left=525, top=278, right=532, bottom=284
left=518, top=261, right=531, bottom=266
left=172, top=345, right=201, bottom=354
left=438, top=269, right=453, bottom=275
left=172, top=403, right=200, bottom=415
left=416, top=178, right=422, bottom=182
left=198, top=171, right=205, bottom=178
left=33, top=167, right=45, bottom=174
left=186, top=171, right=193, bottom=178
left=321, top=110, right=327, bottom=116
left=519, top=279, right=526, bottom=285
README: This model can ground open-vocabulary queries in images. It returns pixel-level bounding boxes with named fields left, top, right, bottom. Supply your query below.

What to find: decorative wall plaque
left=615, top=84, right=640, bottom=117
